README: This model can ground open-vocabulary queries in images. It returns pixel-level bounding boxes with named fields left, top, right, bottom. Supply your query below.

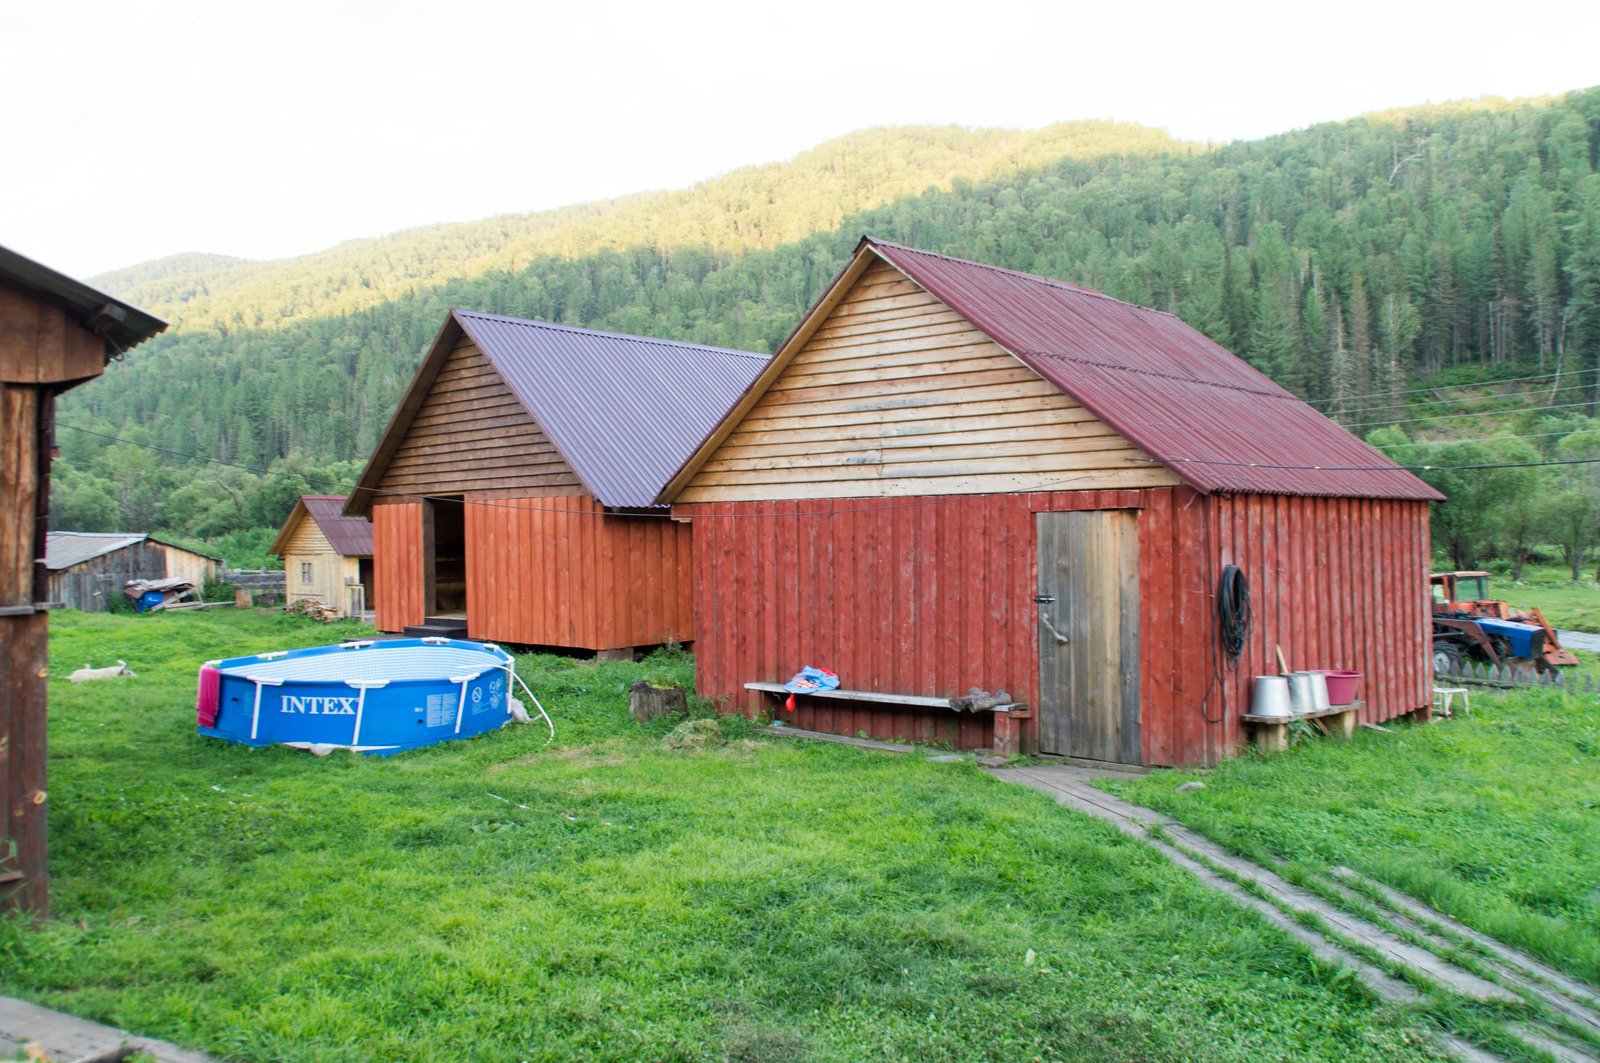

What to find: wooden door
left=1035, top=510, right=1141, bottom=764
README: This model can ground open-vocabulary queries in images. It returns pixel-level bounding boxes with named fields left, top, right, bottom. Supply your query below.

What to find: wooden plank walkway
left=0, top=995, right=218, bottom=1063
left=990, top=764, right=1600, bottom=1063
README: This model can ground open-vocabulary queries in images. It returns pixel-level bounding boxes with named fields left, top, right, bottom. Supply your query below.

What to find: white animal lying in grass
left=68, top=660, right=137, bottom=681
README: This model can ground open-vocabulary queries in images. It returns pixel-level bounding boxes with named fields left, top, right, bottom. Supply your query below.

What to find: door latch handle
left=1040, top=614, right=1069, bottom=644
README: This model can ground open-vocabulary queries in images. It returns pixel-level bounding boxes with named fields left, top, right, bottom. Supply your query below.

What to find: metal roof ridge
left=866, top=237, right=1175, bottom=315
left=452, top=309, right=768, bottom=359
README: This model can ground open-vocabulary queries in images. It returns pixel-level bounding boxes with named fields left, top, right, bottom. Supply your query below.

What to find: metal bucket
left=1302, top=671, right=1331, bottom=713
left=1283, top=671, right=1317, bottom=715
left=1251, top=675, right=1292, bottom=718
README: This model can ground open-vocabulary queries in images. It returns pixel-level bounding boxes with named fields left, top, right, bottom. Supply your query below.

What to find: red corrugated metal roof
left=455, top=311, right=769, bottom=508
left=301, top=495, right=374, bottom=556
left=865, top=239, right=1442, bottom=501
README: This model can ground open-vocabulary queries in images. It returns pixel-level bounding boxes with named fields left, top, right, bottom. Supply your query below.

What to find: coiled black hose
left=1217, top=564, right=1251, bottom=663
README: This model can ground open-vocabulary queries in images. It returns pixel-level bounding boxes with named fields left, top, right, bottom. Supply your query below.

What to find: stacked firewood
left=287, top=598, right=341, bottom=623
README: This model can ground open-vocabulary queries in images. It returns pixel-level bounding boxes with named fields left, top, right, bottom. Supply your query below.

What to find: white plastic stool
left=1433, top=685, right=1470, bottom=718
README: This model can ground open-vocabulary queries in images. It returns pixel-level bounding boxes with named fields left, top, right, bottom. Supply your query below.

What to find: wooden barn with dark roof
left=660, top=238, right=1443, bottom=767
left=1, top=243, right=166, bottom=918
left=346, top=310, right=767, bottom=653
left=270, top=495, right=374, bottom=619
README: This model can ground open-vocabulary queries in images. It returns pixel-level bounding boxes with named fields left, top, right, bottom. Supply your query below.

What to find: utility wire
left=1137, top=455, right=1600, bottom=472
left=47, top=0, right=235, bottom=148
left=1303, top=368, right=1595, bottom=407
left=1369, top=427, right=1600, bottom=448
left=1341, top=399, right=1598, bottom=430
left=57, top=419, right=1600, bottom=532
left=1317, top=381, right=1597, bottom=417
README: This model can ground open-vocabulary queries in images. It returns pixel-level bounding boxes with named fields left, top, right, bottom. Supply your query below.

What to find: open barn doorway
left=429, top=496, right=467, bottom=619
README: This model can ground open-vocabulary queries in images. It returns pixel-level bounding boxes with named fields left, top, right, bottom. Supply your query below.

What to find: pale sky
left=4, top=0, right=1599, bottom=279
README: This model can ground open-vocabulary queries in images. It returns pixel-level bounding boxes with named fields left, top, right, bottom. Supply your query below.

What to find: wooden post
left=1, top=384, right=47, bottom=918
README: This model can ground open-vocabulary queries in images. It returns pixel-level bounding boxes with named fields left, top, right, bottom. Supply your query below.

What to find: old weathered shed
left=662, top=238, right=1442, bottom=767
left=346, top=311, right=767, bottom=652
left=45, top=532, right=222, bottom=612
left=1, top=244, right=166, bottom=917
left=271, top=495, right=373, bottom=618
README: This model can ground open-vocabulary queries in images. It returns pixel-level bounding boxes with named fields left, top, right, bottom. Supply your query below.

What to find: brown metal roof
left=452, top=312, right=769, bottom=508
left=302, top=496, right=374, bottom=556
left=863, top=239, right=1442, bottom=501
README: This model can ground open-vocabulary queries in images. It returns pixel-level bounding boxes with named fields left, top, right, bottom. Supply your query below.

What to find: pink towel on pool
left=196, top=666, right=221, bottom=727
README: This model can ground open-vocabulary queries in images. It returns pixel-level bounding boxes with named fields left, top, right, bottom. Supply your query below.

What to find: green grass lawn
left=0, top=611, right=1456, bottom=1063
left=1108, top=688, right=1600, bottom=987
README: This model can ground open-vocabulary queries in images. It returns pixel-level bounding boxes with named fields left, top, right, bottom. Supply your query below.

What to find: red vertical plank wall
left=682, top=489, right=1432, bottom=766
left=372, top=501, right=427, bottom=632
left=463, top=494, right=695, bottom=651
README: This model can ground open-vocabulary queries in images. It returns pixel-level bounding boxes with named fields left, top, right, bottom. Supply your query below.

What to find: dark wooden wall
left=680, top=488, right=1431, bottom=766
left=2, top=283, right=118, bottom=918
left=48, top=542, right=167, bottom=612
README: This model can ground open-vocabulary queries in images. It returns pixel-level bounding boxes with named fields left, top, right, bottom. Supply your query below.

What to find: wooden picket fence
left=1437, top=660, right=1596, bottom=692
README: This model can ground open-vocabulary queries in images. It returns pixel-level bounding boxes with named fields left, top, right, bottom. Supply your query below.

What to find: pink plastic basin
left=1312, top=670, right=1362, bottom=705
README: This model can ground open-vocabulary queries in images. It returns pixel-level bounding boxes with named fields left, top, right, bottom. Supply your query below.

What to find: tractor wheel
left=1432, top=641, right=1465, bottom=678
left=1489, top=635, right=1515, bottom=665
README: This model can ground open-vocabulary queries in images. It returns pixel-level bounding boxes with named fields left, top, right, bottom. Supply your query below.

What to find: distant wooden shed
left=270, top=495, right=373, bottom=618
left=346, top=311, right=766, bottom=652
left=1, top=243, right=166, bottom=918
left=45, top=532, right=223, bottom=612
left=662, top=238, right=1443, bottom=767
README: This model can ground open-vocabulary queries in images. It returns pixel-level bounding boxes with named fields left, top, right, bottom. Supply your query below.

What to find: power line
left=52, top=421, right=1109, bottom=521
left=1369, top=428, right=1593, bottom=447
left=59, top=419, right=1600, bottom=533
left=48, top=0, right=235, bottom=148
left=1319, top=381, right=1596, bottom=417
left=1138, top=454, right=1600, bottom=473
left=1343, top=399, right=1598, bottom=430
left=1304, top=369, right=1594, bottom=407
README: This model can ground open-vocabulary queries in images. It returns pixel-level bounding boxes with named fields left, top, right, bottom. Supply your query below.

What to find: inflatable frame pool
left=196, top=638, right=551, bottom=755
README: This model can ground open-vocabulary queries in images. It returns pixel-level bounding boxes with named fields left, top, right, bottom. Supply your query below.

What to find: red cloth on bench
left=196, top=666, right=221, bottom=727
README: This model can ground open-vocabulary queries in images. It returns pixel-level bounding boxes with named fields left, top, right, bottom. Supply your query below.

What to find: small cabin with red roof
left=660, top=237, right=1442, bottom=767
left=271, top=495, right=374, bottom=618
left=345, top=311, right=766, bottom=654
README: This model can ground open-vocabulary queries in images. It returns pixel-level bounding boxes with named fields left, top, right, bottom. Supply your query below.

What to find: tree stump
left=235, top=587, right=254, bottom=609
left=629, top=681, right=686, bottom=722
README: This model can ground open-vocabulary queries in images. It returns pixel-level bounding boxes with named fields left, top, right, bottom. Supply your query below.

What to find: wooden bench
left=1241, top=701, right=1364, bottom=754
left=744, top=682, right=1034, bottom=755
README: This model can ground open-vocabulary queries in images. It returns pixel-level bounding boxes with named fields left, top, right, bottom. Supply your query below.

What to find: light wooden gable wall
left=676, top=257, right=1180, bottom=503
left=377, top=335, right=585, bottom=499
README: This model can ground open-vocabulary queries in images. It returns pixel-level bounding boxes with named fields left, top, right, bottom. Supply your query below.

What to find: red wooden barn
left=346, top=310, right=766, bottom=654
left=659, top=238, right=1443, bottom=767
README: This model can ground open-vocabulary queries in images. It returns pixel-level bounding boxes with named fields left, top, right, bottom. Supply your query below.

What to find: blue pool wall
left=199, top=638, right=515, bottom=756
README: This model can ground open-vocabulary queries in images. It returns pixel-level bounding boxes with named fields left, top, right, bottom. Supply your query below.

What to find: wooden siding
left=277, top=510, right=358, bottom=614
left=676, top=259, right=1180, bottom=503
left=681, top=489, right=1431, bottom=766
left=464, top=494, right=693, bottom=650
left=0, top=287, right=105, bottom=385
left=373, top=501, right=428, bottom=631
left=47, top=541, right=167, bottom=613
left=376, top=336, right=584, bottom=499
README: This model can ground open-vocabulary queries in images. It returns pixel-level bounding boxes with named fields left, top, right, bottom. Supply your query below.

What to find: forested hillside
left=56, top=90, right=1600, bottom=571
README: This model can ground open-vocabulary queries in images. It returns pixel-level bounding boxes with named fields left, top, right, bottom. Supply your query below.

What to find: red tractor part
left=1430, top=571, right=1580, bottom=670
